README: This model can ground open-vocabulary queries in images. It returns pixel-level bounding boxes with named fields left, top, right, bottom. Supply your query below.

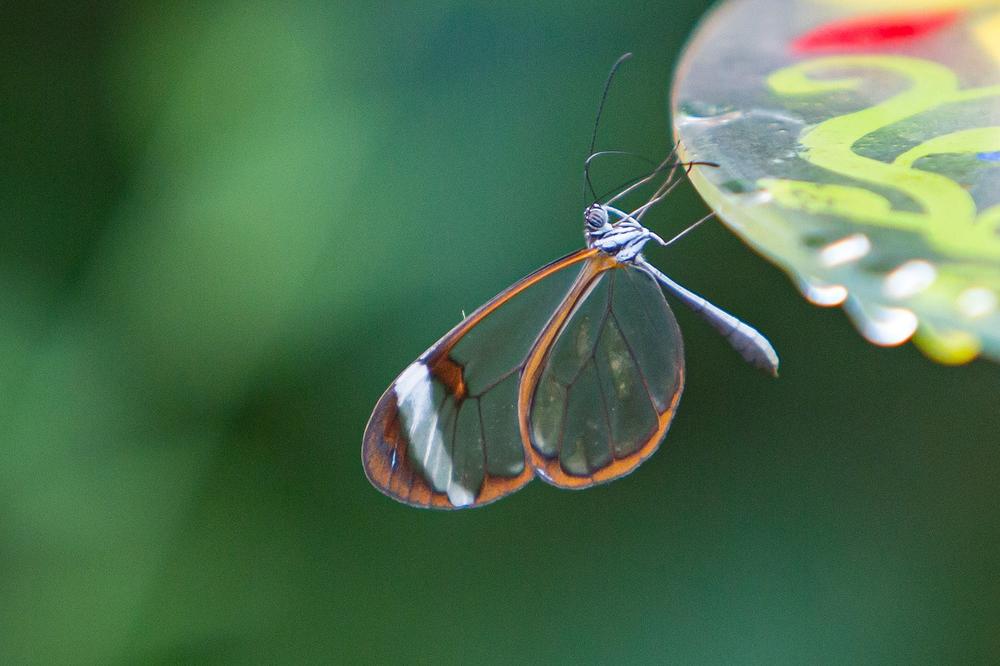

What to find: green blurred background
left=3, top=2, right=998, bottom=663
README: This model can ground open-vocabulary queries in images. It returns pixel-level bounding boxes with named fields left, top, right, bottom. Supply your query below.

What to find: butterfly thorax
left=584, top=203, right=663, bottom=264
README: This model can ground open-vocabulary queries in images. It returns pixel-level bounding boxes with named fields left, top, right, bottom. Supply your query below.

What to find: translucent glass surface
left=673, top=0, right=1000, bottom=364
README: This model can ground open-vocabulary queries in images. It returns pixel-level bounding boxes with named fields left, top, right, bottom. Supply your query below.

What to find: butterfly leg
left=614, top=234, right=662, bottom=262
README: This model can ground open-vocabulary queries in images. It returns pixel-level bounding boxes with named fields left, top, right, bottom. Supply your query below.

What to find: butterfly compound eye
left=585, top=204, right=609, bottom=230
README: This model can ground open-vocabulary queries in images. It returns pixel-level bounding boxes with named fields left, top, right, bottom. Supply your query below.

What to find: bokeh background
left=3, top=2, right=999, bottom=663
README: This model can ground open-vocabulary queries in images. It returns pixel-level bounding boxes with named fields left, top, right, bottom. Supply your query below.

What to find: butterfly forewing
left=362, top=250, right=598, bottom=508
left=524, top=266, right=685, bottom=487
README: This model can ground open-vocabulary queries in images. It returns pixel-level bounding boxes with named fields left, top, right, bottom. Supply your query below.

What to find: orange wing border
left=362, top=248, right=599, bottom=509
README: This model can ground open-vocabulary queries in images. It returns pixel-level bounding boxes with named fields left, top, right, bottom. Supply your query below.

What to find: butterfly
left=362, top=57, right=779, bottom=509
left=361, top=159, right=779, bottom=508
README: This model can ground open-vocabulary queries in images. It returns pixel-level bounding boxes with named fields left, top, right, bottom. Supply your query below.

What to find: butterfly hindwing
left=522, top=265, right=685, bottom=487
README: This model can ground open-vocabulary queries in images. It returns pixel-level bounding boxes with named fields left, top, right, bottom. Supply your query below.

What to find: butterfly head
left=584, top=203, right=612, bottom=241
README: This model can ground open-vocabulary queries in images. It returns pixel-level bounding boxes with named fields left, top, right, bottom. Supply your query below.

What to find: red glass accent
left=792, top=10, right=960, bottom=53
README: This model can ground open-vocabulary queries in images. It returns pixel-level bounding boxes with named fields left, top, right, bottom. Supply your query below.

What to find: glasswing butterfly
left=362, top=56, right=779, bottom=509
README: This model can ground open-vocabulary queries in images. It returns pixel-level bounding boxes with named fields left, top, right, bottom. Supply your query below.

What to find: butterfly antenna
left=584, top=52, right=633, bottom=203
left=585, top=150, right=657, bottom=170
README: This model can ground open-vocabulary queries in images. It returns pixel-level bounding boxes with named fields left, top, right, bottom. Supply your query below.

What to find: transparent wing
left=362, top=249, right=598, bottom=509
left=523, top=265, right=685, bottom=487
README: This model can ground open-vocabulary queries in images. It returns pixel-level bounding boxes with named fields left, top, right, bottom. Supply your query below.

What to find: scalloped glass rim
left=671, top=0, right=1000, bottom=365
